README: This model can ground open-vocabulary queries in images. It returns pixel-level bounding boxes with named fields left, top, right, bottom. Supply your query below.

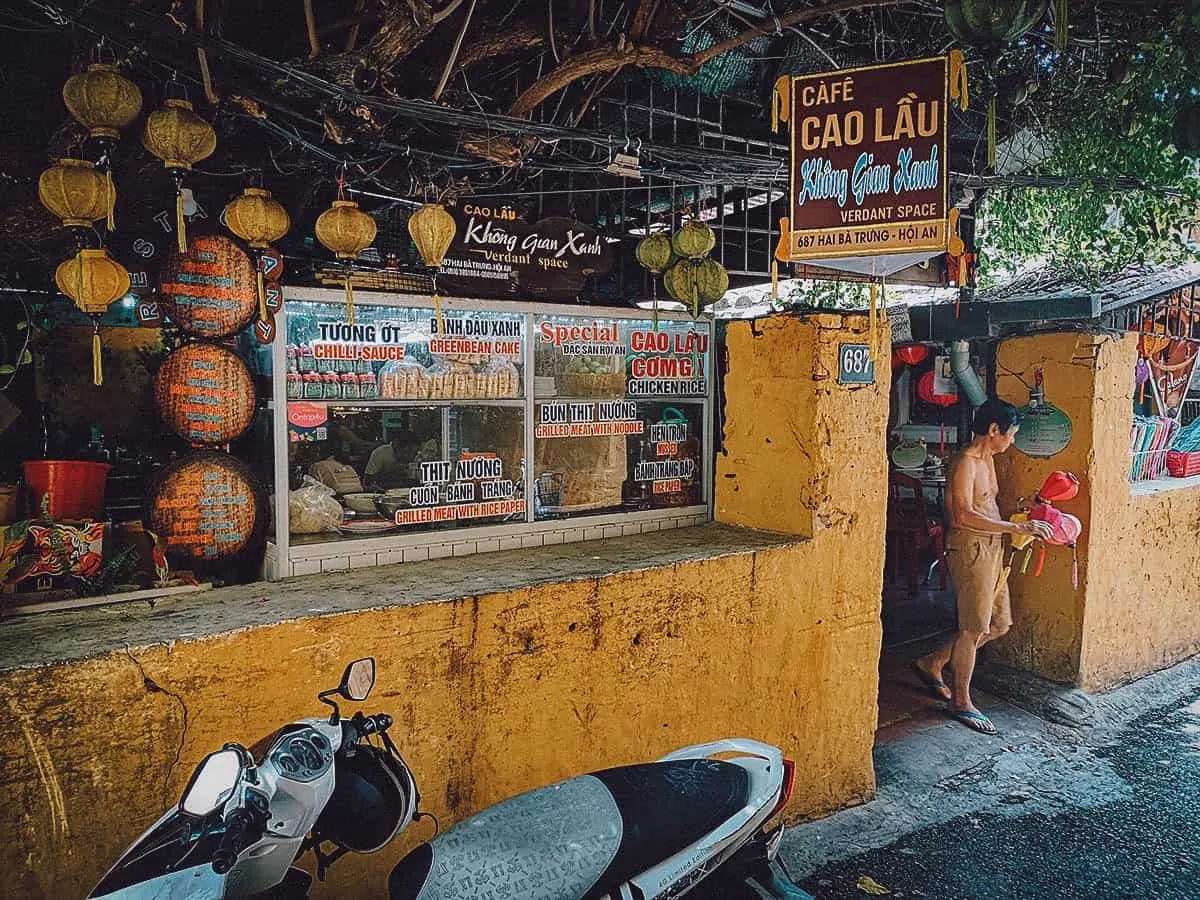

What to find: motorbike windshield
left=89, top=811, right=226, bottom=899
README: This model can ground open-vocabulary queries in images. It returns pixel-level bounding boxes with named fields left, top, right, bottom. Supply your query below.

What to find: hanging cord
left=303, top=0, right=320, bottom=60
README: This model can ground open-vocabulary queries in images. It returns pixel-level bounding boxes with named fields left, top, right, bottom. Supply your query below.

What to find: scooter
left=88, top=659, right=810, bottom=900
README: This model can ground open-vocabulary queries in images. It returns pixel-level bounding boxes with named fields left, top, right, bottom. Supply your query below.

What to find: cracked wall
left=0, top=313, right=891, bottom=899
left=995, top=332, right=1200, bottom=690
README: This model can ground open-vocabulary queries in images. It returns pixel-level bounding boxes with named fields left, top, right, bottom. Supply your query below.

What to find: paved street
left=782, top=657, right=1200, bottom=900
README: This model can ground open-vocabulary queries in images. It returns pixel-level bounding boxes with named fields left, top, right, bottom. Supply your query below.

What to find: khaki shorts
left=946, top=529, right=1011, bottom=635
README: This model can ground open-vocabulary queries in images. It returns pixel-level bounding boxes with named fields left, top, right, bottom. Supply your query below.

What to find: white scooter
left=89, top=659, right=810, bottom=900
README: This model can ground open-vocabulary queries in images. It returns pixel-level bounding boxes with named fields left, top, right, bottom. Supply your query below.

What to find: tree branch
left=507, top=0, right=906, bottom=119
left=508, top=43, right=692, bottom=118
left=367, top=0, right=466, bottom=69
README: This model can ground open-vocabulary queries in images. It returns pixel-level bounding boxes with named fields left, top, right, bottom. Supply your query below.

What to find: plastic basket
left=1166, top=450, right=1200, bottom=478
left=22, top=461, right=111, bottom=521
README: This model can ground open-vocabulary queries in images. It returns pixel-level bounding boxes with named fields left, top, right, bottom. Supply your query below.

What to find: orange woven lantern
left=142, top=98, right=217, bottom=253
left=62, top=63, right=142, bottom=140
left=315, top=199, right=376, bottom=324
left=37, top=158, right=114, bottom=229
left=224, top=187, right=290, bottom=320
left=55, top=248, right=130, bottom=386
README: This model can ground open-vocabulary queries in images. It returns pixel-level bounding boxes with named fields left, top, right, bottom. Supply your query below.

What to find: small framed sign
left=838, top=343, right=875, bottom=384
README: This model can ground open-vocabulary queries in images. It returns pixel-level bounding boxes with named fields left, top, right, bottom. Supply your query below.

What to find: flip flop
left=948, top=708, right=997, bottom=735
left=911, top=661, right=952, bottom=702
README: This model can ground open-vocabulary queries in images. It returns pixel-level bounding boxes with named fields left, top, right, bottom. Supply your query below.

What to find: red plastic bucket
left=23, top=460, right=111, bottom=521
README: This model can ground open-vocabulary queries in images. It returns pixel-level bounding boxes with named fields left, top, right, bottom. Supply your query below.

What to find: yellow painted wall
left=996, top=331, right=1200, bottom=690
left=0, top=313, right=889, bottom=899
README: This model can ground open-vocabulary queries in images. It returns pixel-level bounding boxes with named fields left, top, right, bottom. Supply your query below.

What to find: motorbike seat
left=389, top=759, right=749, bottom=900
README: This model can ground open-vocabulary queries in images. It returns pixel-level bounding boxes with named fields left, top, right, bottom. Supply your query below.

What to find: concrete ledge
left=1130, top=473, right=1200, bottom=497
left=0, top=523, right=802, bottom=673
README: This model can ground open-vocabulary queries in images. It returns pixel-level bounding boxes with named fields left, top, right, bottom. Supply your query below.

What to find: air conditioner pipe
left=950, top=340, right=988, bottom=408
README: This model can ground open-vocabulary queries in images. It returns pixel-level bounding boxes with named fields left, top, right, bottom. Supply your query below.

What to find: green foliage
left=980, top=7, right=1200, bottom=283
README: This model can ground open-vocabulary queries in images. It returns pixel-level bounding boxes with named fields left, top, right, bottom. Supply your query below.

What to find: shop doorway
left=876, top=343, right=965, bottom=743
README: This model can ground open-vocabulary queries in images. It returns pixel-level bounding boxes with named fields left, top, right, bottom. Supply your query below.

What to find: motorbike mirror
left=339, top=657, right=376, bottom=702
left=180, top=749, right=243, bottom=817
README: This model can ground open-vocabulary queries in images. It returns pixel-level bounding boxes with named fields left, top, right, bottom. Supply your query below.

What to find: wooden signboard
left=146, top=451, right=262, bottom=562
left=776, top=57, right=949, bottom=261
left=154, top=342, right=256, bottom=444
left=159, top=234, right=258, bottom=338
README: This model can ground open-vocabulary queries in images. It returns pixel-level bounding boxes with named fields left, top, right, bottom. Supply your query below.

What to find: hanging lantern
left=893, top=344, right=930, bottom=367
left=62, top=63, right=142, bottom=141
left=315, top=199, right=376, bottom=325
left=671, top=220, right=716, bottom=260
left=55, top=248, right=130, bottom=386
left=635, top=233, right=673, bottom=274
left=37, top=158, right=114, bottom=229
left=407, top=203, right=457, bottom=268
left=407, top=202, right=457, bottom=335
left=694, top=258, right=729, bottom=305
left=224, top=187, right=290, bottom=320
left=944, top=0, right=1047, bottom=46
left=142, top=98, right=217, bottom=254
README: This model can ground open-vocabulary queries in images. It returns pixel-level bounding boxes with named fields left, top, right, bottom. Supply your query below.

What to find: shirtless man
left=913, top=399, right=1052, bottom=735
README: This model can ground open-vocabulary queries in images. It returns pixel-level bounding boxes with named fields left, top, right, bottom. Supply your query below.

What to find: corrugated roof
left=978, top=261, right=1200, bottom=311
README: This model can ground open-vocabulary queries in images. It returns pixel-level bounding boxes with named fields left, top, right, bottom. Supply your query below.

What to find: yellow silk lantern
left=407, top=203, right=456, bottom=268
left=224, top=187, right=290, bottom=320
left=315, top=199, right=376, bottom=324
left=37, top=158, right=115, bottom=229
left=55, top=249, right=131, bottom=386
left=62, top=64, right=142, bottom=140
left=407, top=202, right=457, bottom=334
left=142, top=98, right=217, bottom=253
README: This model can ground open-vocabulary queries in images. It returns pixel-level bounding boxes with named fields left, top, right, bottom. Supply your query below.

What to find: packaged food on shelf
left=286, top=371, right=302, bottom=399
left=379, top=359, right=432, bottom=399
left=340, top=371, right=360, bottom=400
left=359, top=372, right=378, bottom=400
left=302, top=371, right=323, bottom=399
left=482, top=357, right=521, bottom=398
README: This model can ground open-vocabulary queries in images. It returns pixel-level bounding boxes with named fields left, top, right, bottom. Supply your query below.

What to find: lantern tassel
left=869, top=281, right=878, bottom=359
left=176, top=191, right=187, bottom=254
left=92, top=326, right=103, bottom=386
left=987, top=96, right=997, bottom=171
left=692, top=282, right=699, bottom=319
left=1072, top=546, right=1079, bottom=591
left=433, top=292, right=446, bottom=339
left=257, top=268, right=267, bottom=322
left=651, top=281, right=659, bottom=331
left=344, top=272, right=355, bottom=325
left=1054, top=0, right=1069, bottom=52
left=948, top=49, right=969, bottom=111
left=106, top=169, right=115, bottom=231
left=771, top=260, right=779, bottom=302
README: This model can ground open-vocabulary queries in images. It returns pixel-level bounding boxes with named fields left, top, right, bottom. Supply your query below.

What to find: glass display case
left=269, top=289, right=713, bottom=578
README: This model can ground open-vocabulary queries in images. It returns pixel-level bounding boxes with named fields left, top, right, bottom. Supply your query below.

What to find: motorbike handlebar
left=212, top=806, right=263, bottom=875
left=358, top=713, right=393, bottom=735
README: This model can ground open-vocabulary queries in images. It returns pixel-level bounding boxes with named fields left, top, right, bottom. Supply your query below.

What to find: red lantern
left=917, top=370, right=958, bottom=407
left=1037, top=471, right=1080, bottom=503
left=893, top=344, right=930, bottom=367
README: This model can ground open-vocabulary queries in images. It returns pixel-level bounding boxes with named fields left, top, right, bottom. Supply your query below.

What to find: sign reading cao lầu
left=775, top=56, right=949, bottom=261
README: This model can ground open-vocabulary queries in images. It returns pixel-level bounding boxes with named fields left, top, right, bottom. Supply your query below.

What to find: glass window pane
left=532, top=315, right=709, bottom=520
left=287, top=404, right=525, bottom=541
left=286, top=301, right=524, bottom=401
